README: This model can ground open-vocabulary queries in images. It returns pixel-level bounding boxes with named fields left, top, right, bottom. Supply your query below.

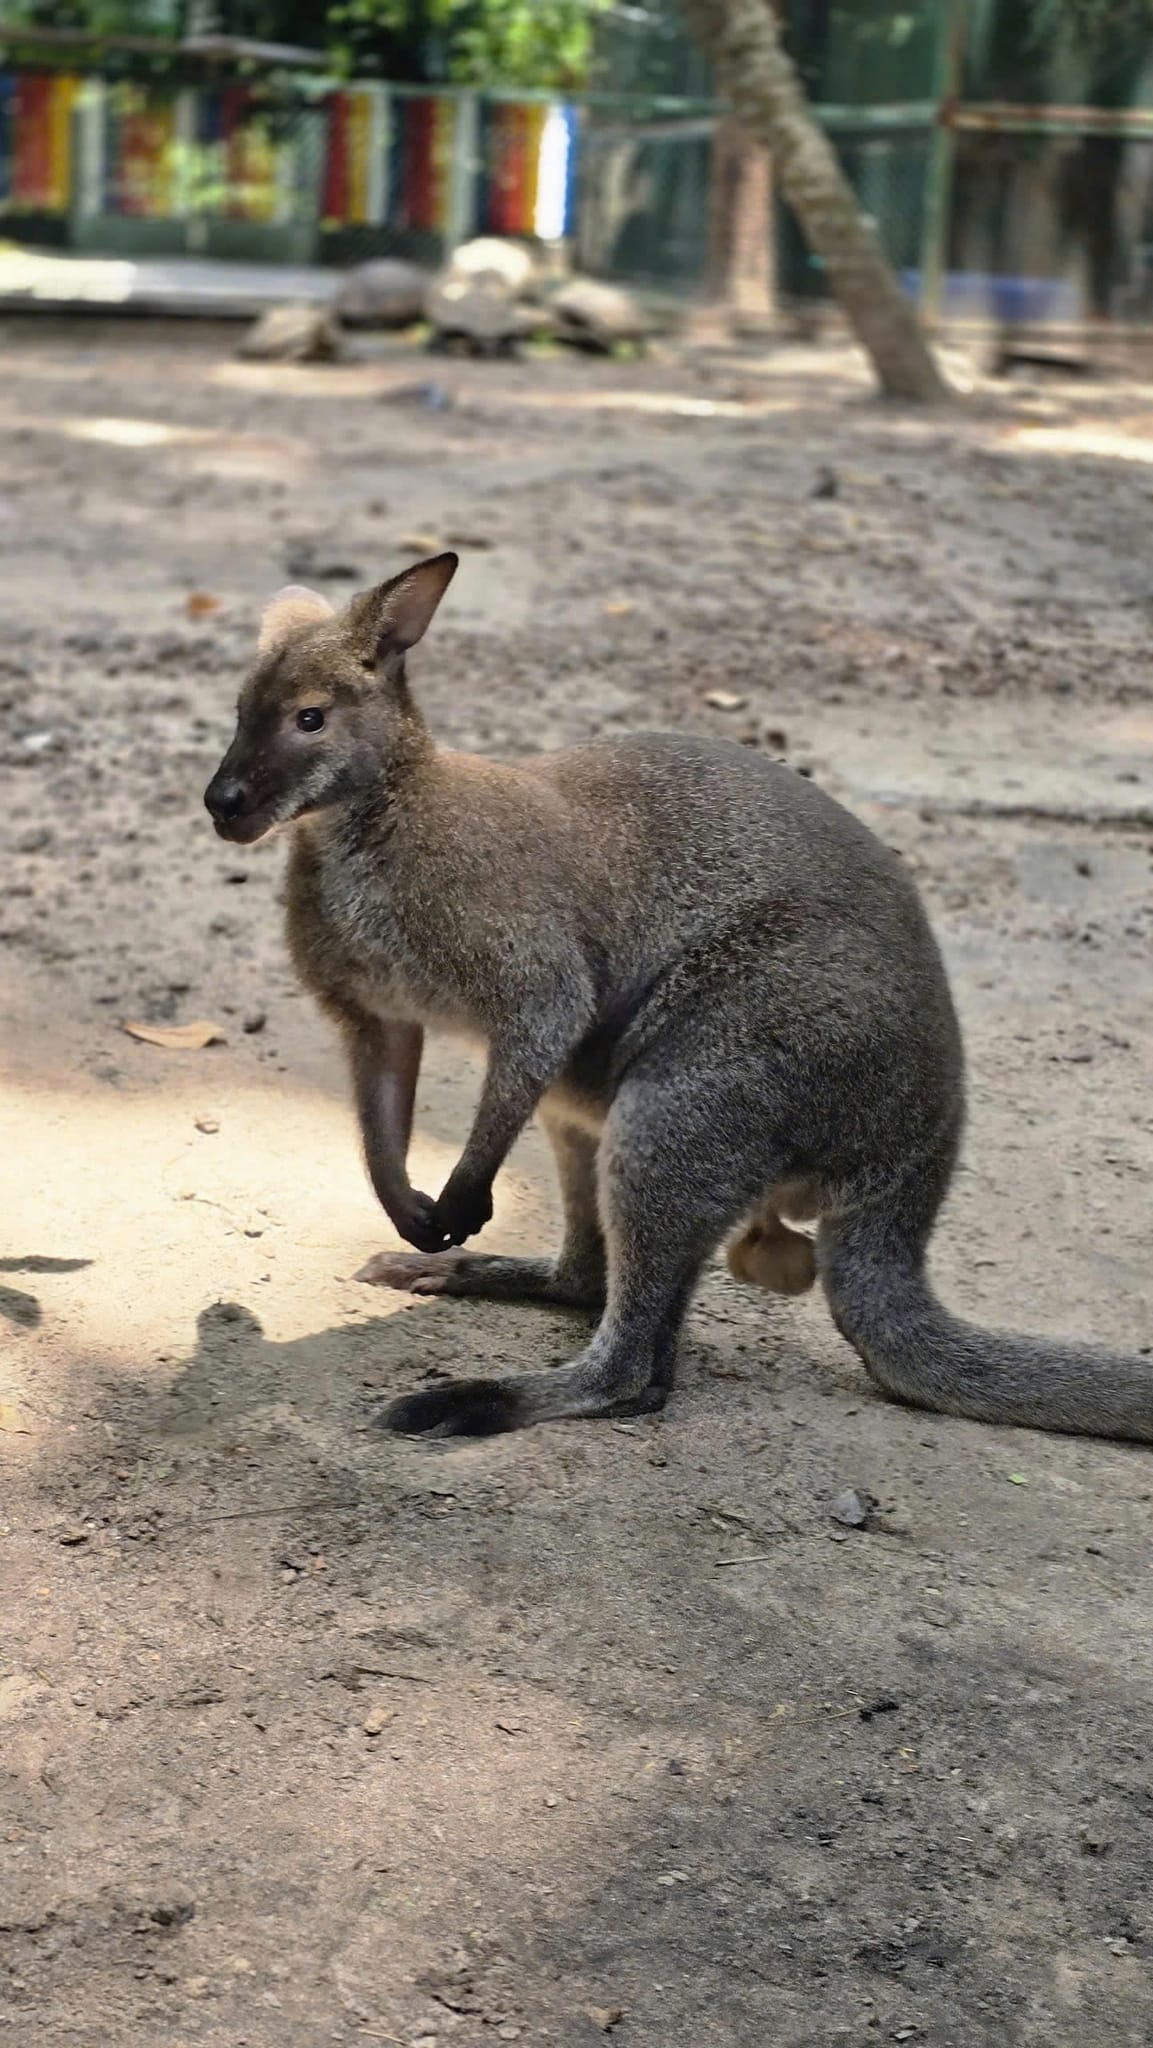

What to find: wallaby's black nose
left=205, top=775, right=247, bottom=822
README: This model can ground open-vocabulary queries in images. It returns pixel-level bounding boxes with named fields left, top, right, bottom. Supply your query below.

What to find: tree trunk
left=702, top=113, right=775, bottom=336
left=727, top=119, right=775, bottom=332
left=683, top=0, right=950, bottom=402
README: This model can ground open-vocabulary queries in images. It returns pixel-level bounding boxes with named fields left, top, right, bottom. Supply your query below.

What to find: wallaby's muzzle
left=204, top=744, right=278, bottom=844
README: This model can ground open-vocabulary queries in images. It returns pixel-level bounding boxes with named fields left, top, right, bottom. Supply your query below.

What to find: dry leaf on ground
left=122, top=1019, right=226, bottom=1051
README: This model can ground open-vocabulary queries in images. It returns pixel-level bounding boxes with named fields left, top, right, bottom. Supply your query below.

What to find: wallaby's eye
left=296, top=707, right=325, bottom=734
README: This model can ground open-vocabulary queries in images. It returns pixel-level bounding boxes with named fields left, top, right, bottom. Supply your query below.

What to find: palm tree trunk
left=728, top=118, right=775, bottom=332
left=683, top=0, right=950, bottom=401
left=703, top=113, right=776, bottom=335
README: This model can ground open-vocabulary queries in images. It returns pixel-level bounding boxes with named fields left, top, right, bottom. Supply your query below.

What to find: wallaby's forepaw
left=434, top=1170, right=494, bottom=1247
left=380, top=1377, right=524, bottom=1437
left=355, top=1250, right=462, bottom=1294
left=388, top=1189, right=451, bottom=1256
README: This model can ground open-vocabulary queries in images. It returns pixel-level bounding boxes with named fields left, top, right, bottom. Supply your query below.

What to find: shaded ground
left=1, top=323, right=1152, bottom=2048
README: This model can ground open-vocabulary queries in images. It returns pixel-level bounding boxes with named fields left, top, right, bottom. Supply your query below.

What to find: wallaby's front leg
left=434, top=1033, right=571, bottom=1246
left=347, top=1019, right=448, bottom=1254
left=358, top=1113, right=606, bottom=1307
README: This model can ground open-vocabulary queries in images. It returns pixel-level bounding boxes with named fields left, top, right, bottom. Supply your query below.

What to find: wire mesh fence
left=949, top=121, right=1153, bottom=326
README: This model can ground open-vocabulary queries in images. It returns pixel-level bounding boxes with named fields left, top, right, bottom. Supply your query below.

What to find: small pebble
left=362, top=1706, right=393, bottom=1737
left=831, top=1488, right=869, bottom=1529
left=151, top=1884, right=196, bottom=1928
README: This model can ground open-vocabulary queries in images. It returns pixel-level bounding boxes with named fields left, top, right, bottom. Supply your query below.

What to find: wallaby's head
left=204, top=552, right=457, bottom=843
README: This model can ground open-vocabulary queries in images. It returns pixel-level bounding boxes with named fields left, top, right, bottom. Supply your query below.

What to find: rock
left=443, top=235, right=539, bottom=296
left=378, top=379, right=453, bottom=412
left=858, top=1696, right=900, bottom=1722
left=333, top=257, right=430, bottom=328
left=830, top=1487, right=870, bottom=1529
left=813, top=465, right=840, bottom=499
left=551, top=278, right=651, bottom=352
left=150, top=1883, right=196, bottom=1928
left=425, top=275, right=525, bottom=359
left=362, top=1705, right=393, bottom=1737
left=282, top=540, right=362, bottom=581
left=237, top=304, right=342, bottom=365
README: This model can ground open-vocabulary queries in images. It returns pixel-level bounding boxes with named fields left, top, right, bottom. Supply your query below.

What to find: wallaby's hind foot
left=355, top=1248, right=603, bottom=1308
left=383, top=1376, right=532, bottom=1436
left=381, top=1364, right=667, bottom=1438
left=728, top=1204, right=817, bottom=1296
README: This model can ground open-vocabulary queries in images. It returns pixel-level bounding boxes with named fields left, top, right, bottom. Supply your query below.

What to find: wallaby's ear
left=258, top=584, right=335, bottom=655
left=348, top=553, right=458, bottom=665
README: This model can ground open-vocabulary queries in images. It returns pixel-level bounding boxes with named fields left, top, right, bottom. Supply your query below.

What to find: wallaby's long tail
left=819, top=1209, right=1153, bottom=1443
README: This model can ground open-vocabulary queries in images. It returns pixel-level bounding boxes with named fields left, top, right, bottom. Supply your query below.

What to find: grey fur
left=205, top=556, right=1152, bottom=1442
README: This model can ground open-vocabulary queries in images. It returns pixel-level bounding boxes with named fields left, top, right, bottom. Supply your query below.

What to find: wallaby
left=205, top=553, right=1152, bottom=1442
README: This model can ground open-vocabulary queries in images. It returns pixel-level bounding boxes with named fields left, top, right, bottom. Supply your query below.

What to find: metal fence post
left=919, top=0, right=967, bottom=323
left=173, top=86, right=197, bottom=251
left=71, top=76, right=105, bottom=226
left=449, top=90, right=479, bottom=251
left=363, top=80, right=389, bottom=228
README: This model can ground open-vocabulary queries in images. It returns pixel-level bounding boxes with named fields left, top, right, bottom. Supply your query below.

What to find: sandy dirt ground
left=2, top=322, right=1152, bottom=2048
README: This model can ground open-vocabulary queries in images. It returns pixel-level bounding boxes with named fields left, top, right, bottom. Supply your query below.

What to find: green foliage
left=5, top=0, right=183, bottom=26
left=6, top=0, right=612, bottom=87
left=329, top=0, right=613, bottom=88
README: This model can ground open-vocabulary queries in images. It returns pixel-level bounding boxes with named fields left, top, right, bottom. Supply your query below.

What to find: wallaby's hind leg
left=728, top=1196, right=817, bottom=1297
left=543, top=1108, right=607, bottom=1306
left=360, top=1112, right=606, bottom=1310
left=381, top=1079, right=758, bottom=1437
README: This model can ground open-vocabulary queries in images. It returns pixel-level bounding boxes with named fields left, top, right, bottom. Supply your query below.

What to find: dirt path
left=2, top=325, right=1152, bottom=2048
